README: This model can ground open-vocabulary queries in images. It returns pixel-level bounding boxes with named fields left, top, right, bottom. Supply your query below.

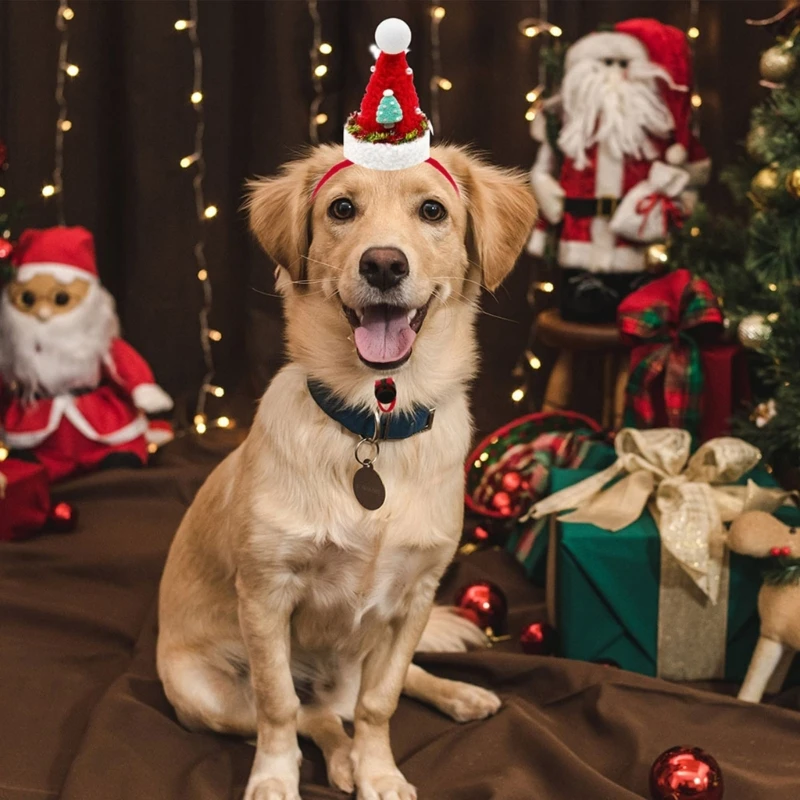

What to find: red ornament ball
left=519, top=621, right=558, bottom=655
left=0, top=239, right=12, bottom=260
left=455, top=581, right=508, bottom=636
left=650, top=746, right=724, bottom=800
left=501, top=471, right=522, bottom=492
left=472, top=525, right=490, bottom=542
left=491, top=491, right=511, bottom=511
left=47, top=501, right=79, bottom=533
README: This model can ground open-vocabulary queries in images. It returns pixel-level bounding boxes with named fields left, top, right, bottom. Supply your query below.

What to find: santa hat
left=565, top=18, right=694, bottom=158
left=343, top=18, right=431, bottom=171
left=11, top=226, right=98, bottom=284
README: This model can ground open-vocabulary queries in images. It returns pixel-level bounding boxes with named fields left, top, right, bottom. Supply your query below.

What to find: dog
left=157, top=143, right=537, bottom=800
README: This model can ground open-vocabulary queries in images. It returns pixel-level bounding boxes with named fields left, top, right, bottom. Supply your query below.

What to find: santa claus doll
left=0, top=226, right=173, bottom=481
left=528, top=18, right=710, bottom=323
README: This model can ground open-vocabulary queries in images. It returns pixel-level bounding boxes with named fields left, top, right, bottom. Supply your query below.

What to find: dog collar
left=310, top=158, right=459, bottom=201
left=307, top=379, right=435, bottom=440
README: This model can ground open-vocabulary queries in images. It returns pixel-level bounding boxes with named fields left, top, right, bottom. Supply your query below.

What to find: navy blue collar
left=307, top=379, right=435, bottom=440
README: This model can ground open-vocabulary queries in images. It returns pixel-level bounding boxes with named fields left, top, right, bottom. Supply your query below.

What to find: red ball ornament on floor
left=650, top=746, right=724, bottom=800
left=454, top=581, right=508, bottom=636
left=501, top=471, right=522, bottom=492
left=519, top=621, right=558, bottom=655
left=47, top=501, right=79, bottom=533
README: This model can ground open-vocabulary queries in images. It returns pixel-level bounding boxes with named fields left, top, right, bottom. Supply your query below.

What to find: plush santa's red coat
left=0, top=338, right=154, bottom=481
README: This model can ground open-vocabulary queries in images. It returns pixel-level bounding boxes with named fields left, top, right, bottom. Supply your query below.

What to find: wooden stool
left=536, top=308, right=629, bottom=429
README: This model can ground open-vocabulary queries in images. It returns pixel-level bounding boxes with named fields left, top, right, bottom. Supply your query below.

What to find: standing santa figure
left=528, top=18, right=710, bottom=323
left=0, top=227, right=173, bottom=481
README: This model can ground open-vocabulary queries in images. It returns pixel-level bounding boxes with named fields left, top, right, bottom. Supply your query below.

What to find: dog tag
left=353, top=464, right=386, bottom=510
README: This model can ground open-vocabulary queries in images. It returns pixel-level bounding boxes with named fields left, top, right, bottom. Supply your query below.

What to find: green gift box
left=548, top=464, right=800, bottom=685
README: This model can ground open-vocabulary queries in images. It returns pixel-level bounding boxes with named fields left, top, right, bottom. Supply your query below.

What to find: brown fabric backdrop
left=0, top=0, right=781, bottom=436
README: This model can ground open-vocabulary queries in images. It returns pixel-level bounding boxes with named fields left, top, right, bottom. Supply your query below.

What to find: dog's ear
left=246, top=146, right=342, bottom=280
left=434, top=146, right=538, bottom=291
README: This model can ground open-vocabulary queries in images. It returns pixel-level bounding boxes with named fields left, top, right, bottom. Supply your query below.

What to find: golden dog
left=157, top=144, right=537, bottom=800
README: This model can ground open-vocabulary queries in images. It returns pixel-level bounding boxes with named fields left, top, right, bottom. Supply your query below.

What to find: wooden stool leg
left=543, top=350, right=573, bottom=412
left=614, top=354, right=630, bottom=429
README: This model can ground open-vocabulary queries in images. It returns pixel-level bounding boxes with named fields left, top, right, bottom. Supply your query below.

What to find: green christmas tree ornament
left=376, top=90, right=403, bottom=128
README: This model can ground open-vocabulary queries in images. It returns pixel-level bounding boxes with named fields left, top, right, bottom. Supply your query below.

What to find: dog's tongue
left=354, top=305, right=416, bottom=364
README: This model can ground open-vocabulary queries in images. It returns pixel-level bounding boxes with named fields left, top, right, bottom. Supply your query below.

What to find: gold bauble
left=760, top=45, right=797, bottom=82
left=751, top=166, right=780, bottom=202
left=786, top=168, right=800, bottom=199
left=738, top=313, right=772, bottom=350
left=746, top=125, right=769, bottom=163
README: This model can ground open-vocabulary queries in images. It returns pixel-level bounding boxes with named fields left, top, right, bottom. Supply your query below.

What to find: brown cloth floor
left=2, top=433, right=800, bottom=800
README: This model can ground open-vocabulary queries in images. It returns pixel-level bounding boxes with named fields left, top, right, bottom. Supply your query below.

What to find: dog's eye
left=420, top=200, right=447, bottom=222
left=21, top=290, right=36, bottom=308
left=618, top=59, right=629, bottom=69
left=329, top=198, right=356, bottom=220
left=54, top=291, right=70, bottom=306
left=603, top=58, right=614, bottom=66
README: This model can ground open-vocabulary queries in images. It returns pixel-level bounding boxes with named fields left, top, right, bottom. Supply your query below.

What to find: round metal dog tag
left=353, top=465, right=386, bottom=510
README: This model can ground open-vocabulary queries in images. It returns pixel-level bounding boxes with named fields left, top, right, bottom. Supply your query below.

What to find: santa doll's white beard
left=0, top=283, right=120, bottom=399
left=558, top=59, right=677, bottom=170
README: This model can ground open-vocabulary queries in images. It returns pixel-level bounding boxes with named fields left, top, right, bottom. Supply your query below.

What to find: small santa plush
left=528, top=18, right=710, bottom=323
left=0, top=226, right=173, bottom=481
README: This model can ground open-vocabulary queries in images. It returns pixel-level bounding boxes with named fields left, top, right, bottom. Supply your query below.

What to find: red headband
left=311, top=157, right=460, bottom=201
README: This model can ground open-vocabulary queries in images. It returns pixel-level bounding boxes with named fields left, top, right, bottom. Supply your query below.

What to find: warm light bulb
left=0, top=446, right=8, bottom=461
left=538, top=281, right=554, bottom=293
left=527, top=352, right=542, bottom=370
left=769, top=283, right=778, bottom=292
left=437, top=77, right=453, bottom=91
left=0, top=187, right=5, bottom=198
left=691, top=93, right=702, bottom=108
left=60, top=119, right=72, bottom=131
left=196, top=422, right=207, bottom=434
left=197, top=269, right=208, bottom=281
left=511, top=387, right=526, bottom=403
left=479, top=451, right=489, bottom=462
left=207, top=385, right=225, bottom=398
left=432, top=6, right=446, bottom=19
left=549, top=25, right=563, bottom=37
left=193, top=414, right=206, bottom=426
left=767, top=312, right=779, bottom=323
left=690, top=226, right=701, bottom=237
left=524, top=25, right=539, bottom=38
left=65, top=64, right=79, bottom=77
left=191, top=91, right=203, bottom=104
left=314, top=113, right=328, bottom=125
left=180, top=154, right=196, bottom=168
left=174, top=19, right=192, bottom=31
left=525, top=89, right=539, bottom=103
left=42, top=184, right=56, bottom=197
left=208, top=329, right=223, bottom=342
left=216, top=416, right=231, bottom=428
left=687, top=26, right=700, bottom=39
left=525, top=108, right=537, bottom=122
left=319, top=42, right=333, bottom=55
left=61, top=6, right=74, bottom=19
left=314, top=64, right=328, bottom=77
left=473, top=459, right=482, bottom=469
left=147, top=442, right=159, bottom=454
left=204, top=205, right=218, bottom=219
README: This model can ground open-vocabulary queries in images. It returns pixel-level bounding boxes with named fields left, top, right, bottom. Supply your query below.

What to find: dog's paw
left=327, top=743, right=355, bottom=794
left=356, top=769, right=417, bottom=800
left=439, top=682, right=502, bottom=723
left=244, top=749, right=302, bottom=800
left=243, top=777, right=301, bottom=800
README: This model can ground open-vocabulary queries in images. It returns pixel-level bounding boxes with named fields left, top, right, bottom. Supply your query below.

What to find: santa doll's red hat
left=11, top=226, right=98, bottom=284
left=343, top=18, right=431, bottom=170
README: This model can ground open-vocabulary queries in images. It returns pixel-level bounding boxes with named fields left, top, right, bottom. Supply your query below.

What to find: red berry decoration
left=519, top=621, right=558, bottom=655
left=455, top=581, right=508, bottom=636
left=491, top=491, right=511, bottom=511
left=501, top=471, right=522, bottom=492
left=473, top=525, right=490, bottom=542
left=650, top=746, right=724, bottom=800
left=47, top=501, right=79, bottom=533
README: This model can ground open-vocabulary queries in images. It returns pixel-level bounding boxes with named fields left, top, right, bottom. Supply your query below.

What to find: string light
left=430, top=0, right=448, bottom=133
left=60, top=120, right=72, bottom=131
left=308, top=1, right=330, bottom=145
left=690, top=226, right=701, bottom=237
left=0, top=446, right=8, bottom=462
left=769, top=283, right=778, bottom=292
left=0, top=188, right=5, bottom=199
left=535, top=281, right=554, bottom=293
left=518, top=18, right=562, bottom=38
left=511, top=387, right=527, bottom=403
left=176, top=0, right=228, bottom=434
left=479, top=451, right=489, bottom=462
left=216, top=416, right=231, bottom=428
left=42, top=184, right=56, bottom=198
left=65, top=63, right=79, bottom=77
left=526, top=85, right=545, bottom=104
left=526, top=351, right=542, bottom=370
left=688, top=26, right=700, bottom=39
left=60, top=5, right=74, bottom=20
left=691, top=93, right=702, bottom=108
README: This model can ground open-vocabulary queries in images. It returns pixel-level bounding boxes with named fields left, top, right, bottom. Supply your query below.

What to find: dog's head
left=247, top=145, right=536, bottom=402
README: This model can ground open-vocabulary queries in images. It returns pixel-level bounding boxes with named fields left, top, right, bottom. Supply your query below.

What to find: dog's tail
left=416, top=606, right=490, bottom=653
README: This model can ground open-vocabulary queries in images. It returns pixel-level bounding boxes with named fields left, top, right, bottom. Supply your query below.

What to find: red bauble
left=650, top=747, right=724, bottom=800
left=47, top=501, right=79, bottom=533
left=455, top=581, right=508, bottom=636
left=519, top=621, right=558, bottom=655
left=501, top=471, right=522, bottom=492
left=473, top=525, right=490, bottom=542
left=0, top=239, right=12, bottom=260
left=491, top=491, right=511, bottom=511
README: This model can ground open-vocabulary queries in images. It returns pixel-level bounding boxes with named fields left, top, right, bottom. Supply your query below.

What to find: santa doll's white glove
left=530, top=171, right=565, bottom=226
left=132, top=383, right=174, bottom=414
left=609, top=161, right=690, bottom=243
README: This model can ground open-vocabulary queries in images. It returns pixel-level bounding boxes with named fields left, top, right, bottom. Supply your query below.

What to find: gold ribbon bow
left=526, top=428, right=792, bottom=604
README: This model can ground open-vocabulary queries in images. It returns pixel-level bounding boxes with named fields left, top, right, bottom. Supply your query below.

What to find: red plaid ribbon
left=635, top=192, right=684, bottom=237
left=618, top=269, right=723, bottom=440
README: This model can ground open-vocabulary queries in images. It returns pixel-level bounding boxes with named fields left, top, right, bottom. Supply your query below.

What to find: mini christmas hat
left=12, top=226, right=98, bottom=284
left=343, top=18, right=431, bottom=171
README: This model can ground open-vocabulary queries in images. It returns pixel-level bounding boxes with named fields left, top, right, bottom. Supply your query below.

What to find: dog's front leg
left=238, top=572, right=301, bottom=800
left=352, top=589, right=435, bottom=800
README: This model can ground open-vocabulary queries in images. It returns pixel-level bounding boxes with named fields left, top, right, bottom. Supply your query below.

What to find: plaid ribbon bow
left=618, top=269, right=723, bottom=440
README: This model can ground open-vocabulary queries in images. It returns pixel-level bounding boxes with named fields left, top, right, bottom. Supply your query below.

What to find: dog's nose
left=359, top=247, right=409, bottom=291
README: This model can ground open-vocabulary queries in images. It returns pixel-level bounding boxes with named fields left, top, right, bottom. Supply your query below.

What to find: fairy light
left=42, top=184, right=56, bottom=198
left=691, top=93, right=703, bottom=108
left=769, top=283, right=778, bottom=292
left=511, top=387, right=526, bottom=403
left=479, top=451, right=489, bottom=462
left=430, top=1, right=448, bottom=133
left=688, top=26, right=700, bottom=39
left=60, top=120, right=72, bottom=131
left=0, top=446, right=8, bottom=461
left=308, top=1, right=331, bottom=145
left=535, top=281, right=554, bottom=293
left=176, top=0, right=228, bottom=434
left=216, top=416, right=231, bottom=428
left=0, top=188, right=5, bottom=199
left=60, top=5, right=74, bottom=20
left=526, top=351, right=542, bottom=370
left=65, top=63, right=79, bottom=77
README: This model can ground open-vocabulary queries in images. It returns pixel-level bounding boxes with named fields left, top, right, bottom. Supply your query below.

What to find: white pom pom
left=665, top=143, right=687, bottom=166
left=375, top=18, right=411, bottom=55
left=383, top=89, right=394, bottom=97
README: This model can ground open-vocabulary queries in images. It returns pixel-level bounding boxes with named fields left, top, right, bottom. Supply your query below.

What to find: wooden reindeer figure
left=728, top=510, right=800, bottom=702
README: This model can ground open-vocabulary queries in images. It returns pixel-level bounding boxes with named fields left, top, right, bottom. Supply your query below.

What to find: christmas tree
left=670, top=11, right=800, bottom=468
left=376, top=90, right=403, bottom=127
